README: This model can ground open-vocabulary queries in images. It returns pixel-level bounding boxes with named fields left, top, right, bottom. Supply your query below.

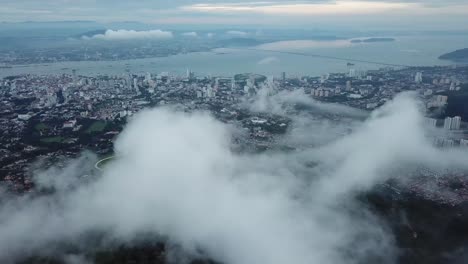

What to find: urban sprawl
left=1, top=65, right=468, bottom=203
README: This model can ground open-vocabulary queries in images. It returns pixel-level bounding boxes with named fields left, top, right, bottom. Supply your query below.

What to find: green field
left=86, top=121, right=107, bottom=133
left=40, top=136, right=64, bottom=143
left=34, top=123, right=48, bottom=131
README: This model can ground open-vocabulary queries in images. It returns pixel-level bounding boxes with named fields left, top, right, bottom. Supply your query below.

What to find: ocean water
left=1, top=35, right=467, bottom=78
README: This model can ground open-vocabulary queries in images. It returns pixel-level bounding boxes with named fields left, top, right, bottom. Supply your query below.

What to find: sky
left=1, top=0, right=468, bottom=30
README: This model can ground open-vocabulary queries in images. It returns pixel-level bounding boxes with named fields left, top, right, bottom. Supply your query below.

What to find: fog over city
left=1, top=0, right=468, bottom=263
left=1, top=92, right=468, bottom=263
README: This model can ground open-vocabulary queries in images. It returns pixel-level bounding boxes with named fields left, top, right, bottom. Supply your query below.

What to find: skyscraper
left=444, top=117, right=452, bottom=130
left=425, top=118, right=437, bottom=127
left=451, top=116, right=462, bottom=130
left=415, top=72, right=423, bottom=83
left=346, top=80, right=352, bottom=91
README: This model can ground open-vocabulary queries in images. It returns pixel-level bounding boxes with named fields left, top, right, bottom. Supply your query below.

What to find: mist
left=1, top=92, right=468, bottom=264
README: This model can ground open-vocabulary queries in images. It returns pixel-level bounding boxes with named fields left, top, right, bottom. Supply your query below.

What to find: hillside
left=439, top=48, right=468, bottom=62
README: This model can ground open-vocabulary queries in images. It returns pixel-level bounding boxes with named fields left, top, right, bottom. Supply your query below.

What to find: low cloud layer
left=85, top=29, right=173, bottom=40
left=1, top=92, right=468, bottom=263
left=181, top=31, right=198, bottom=37
left=226, top=30, right=249, bottom=37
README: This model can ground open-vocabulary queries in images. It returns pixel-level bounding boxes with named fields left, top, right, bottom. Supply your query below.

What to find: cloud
left=1, top=93, right=468, bottom=263
left=85, top=29, right=173, bottom=40
left=246, top=87, right=367, bottom=147
left=182, top=1, right=419, bottom=15
left=226, top=30, right=249, bottom=37
left=181, top=31, right=198, bottom=37
left=257, top=56, right=279, bottom=65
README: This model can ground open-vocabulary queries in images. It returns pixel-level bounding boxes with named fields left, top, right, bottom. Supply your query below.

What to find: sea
left=1, top=35, right=467, bottom=78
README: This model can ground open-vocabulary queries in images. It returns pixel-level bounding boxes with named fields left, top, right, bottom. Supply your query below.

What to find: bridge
left=239, top=48, right=412, bottom=68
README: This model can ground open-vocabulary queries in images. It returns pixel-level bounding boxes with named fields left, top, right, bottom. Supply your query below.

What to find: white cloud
left=226, top=30, right=249, bottom=37
left=183, top=1, right=418, bottom=15
left=85, top=29, right=173, bottom=40
left=182, top=31, right=198, bottom=37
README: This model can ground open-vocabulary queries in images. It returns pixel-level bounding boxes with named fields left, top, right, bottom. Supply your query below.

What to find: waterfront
left=1, top=35, right=467, bottom=78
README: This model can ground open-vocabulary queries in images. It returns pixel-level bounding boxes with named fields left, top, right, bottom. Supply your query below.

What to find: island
left=439, top=48, right=468, bottom=62
left=350, top=38, right=395, bottom=43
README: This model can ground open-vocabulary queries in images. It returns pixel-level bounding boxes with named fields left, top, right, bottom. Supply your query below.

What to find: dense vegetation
left=439, top=48, right=468, bottom=62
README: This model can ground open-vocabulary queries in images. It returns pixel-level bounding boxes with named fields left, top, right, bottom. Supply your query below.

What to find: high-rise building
left=425, top=118, right=437, bottom=127
left=451, top=116, right=462, bottom=130
left=460, top=139, right=468, bottom=147
left=145, top=72, right=152, bottom=83
left=231, top=77, right=236, bottom=90
left=415, top=72, right=423, bottom=83
left=346, top=80, right=352, bottom=91
left=281, top=72, right=286, bottom=82
left=444, top=117, right=453, bottom=130
left=443, top=139, right=455, bottom=147
left=72, top=69, right=77, bottom=84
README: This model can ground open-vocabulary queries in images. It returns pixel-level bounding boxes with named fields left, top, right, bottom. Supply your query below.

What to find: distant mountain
left=439, top=48, right=468, bottom=62
left=351, top=38, right=395, bottom=43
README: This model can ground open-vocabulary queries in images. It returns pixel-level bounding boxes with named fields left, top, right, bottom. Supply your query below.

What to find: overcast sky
left=1, top=0, right=468, bottom=30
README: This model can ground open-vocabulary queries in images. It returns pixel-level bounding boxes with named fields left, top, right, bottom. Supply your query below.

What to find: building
left=451, top=116, right=462, bottom=130
left=17, top=114, right=32, bottom=121
left=346, top=80, right=352, bottom=91
left=425, top=118, right=437, bottom=127
left=415, top=72, right=423, bottom=83
left=444, top=116, right=462, bottom=130
left=460, top=139, right=468, bottom=147
left=63, top=120, right=77, bottom=128
left=444, top=117, right=453, bottom=130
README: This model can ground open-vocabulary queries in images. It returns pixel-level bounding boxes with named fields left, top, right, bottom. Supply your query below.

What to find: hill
left=439, top=48, right=468, bottom=62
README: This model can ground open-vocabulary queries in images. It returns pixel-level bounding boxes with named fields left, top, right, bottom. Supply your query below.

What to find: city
left=1, top=65, right=468, bottom=195
left=1, top=1, right=468, bottom=264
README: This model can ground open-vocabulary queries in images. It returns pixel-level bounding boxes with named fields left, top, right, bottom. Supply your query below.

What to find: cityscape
left=2, top=64, right=468, bottom=198
left=1, top=1, right=468, bottom=264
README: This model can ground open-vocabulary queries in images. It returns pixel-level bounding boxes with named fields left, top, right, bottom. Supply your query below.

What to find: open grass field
left=86, top=121, right=107, bottom=133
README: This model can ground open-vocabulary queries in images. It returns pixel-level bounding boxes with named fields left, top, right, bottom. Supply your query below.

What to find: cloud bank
left=85, top=29, right=173, bottom=40
left=1, top=92, right=468, bottom=263
left=182, top=31, right=198, bottom=37
left=226, top=30, right=249, bottom=37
